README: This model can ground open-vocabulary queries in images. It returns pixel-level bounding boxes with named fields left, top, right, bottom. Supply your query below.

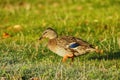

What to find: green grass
left=0, top=0, right=120, bottom=80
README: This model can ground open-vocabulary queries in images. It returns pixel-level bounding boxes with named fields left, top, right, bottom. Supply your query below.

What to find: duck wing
left=57, top=36, right=94, bottom=49
left=56, top=36, right=95, bottom=56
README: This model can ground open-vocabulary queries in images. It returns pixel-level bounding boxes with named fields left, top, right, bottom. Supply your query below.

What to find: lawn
left=0, top=0, right=120, bottom=80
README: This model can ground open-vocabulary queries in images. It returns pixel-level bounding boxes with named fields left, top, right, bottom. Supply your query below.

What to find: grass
left=0, top=0, right=120, bottom=80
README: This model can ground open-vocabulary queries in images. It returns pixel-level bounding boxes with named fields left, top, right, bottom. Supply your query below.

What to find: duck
left=39, top=28, right=102, bottom=62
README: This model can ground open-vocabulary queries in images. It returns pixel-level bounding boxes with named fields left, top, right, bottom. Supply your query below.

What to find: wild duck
left=39, top=28, right=102, bottom=62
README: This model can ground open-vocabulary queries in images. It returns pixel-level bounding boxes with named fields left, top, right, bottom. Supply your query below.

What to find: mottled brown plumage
left=39, top=28, right=100, bottom=62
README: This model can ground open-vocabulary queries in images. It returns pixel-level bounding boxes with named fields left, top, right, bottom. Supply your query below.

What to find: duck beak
left=39, top=36, right=43, bottom=40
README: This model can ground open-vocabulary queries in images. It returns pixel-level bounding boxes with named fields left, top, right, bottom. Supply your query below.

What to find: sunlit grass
left=0, top=0, right=120, bottom=80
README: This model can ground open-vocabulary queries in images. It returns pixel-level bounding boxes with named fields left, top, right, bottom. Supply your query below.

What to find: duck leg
left=62, top=53, right=74, bottom=62
left=71, top=56, right=74, bottom=62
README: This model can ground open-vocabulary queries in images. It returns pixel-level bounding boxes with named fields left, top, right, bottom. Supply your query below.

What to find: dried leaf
left=2, top=32, right=11, bottom=39
left=13, top=25, right=22, bottom=32
left=7, top=26, right=12, bottom=30
left=95, top=46, right=103, bottom=54
left=52, top=2, right=59, bottom=7
left=4, top=4, right=15, bottom=13
left=76, top=6, right=83, bottom=11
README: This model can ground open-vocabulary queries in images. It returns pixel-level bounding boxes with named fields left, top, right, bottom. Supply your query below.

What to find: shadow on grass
left=89, top=50, right=120, bottom=60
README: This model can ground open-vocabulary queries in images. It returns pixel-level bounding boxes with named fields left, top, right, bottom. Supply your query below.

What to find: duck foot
left=62, top=53, right=74, bottom=62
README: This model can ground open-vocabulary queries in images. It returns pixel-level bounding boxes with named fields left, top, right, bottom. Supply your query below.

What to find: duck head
left=39, top=28, right=58, bottom=40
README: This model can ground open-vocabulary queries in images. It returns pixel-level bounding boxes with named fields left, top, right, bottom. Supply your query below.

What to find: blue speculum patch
left=69, top=43, right=79, bottom=48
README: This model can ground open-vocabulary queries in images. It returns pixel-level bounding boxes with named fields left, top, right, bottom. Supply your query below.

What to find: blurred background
left=0, top=0, right=120, bottom=80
